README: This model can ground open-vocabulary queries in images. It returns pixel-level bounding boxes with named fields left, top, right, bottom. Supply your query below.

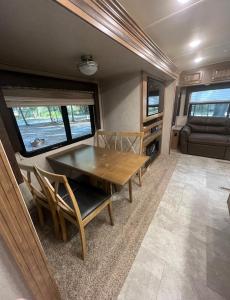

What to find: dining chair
left=18, top=163, right=60, bottom=238
left=34, top=166, right=114, bottom=260
left=95, top=130, right=117, bottom=150
left=116, top=131, right=144, bottom=186
left=95, top=130, right=144, bottom=186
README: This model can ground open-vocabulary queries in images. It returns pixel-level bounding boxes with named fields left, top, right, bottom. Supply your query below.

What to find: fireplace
left=145, top=138, right=161, bottom=166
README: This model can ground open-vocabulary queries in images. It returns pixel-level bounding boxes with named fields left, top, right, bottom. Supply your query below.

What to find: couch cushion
left=226, top=119, right=230, bottom=134
left=224, top=147, right=230, bottom=160
left=188, top=117, right=228, bottom=134
left=188, top=133, right=230, bottom=146
left=188, top=117, right=227, bottom=126
left=188, top=143, right=226, bottom=159
left=189, top=124, right=226, bottom=134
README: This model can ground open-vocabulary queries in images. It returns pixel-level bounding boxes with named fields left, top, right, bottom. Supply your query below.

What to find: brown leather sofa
left=180, top=117, right=230, bottom=160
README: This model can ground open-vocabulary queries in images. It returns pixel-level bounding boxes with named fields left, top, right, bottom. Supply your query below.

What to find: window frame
left=184, top=82, right=230, bottom=116
left=188, top=101, right=230, bottom=118
left=10, top=104, right=96, bottom=157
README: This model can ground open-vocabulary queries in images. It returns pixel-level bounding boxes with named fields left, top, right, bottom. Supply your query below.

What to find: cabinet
left=170, top=126, right=182, bottom=150
left=141, top=73, right=164, bottom=164
left=180, top=71, right=203, bottom=86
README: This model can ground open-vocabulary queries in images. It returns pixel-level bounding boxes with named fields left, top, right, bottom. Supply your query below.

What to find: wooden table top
left=47, top=144, right=149, bottom=186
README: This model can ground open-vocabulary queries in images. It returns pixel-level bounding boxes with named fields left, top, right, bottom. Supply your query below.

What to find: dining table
left=47, top=144, right=149, bottom=202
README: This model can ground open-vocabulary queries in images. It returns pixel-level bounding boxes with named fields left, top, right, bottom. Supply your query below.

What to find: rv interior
left=1, top=0, right=230, bottom=299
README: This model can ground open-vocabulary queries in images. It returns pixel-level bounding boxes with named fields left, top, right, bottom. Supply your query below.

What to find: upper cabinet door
left=180, top=71, right=203, bottom=86
left=211, top=68, right=230, bottom=83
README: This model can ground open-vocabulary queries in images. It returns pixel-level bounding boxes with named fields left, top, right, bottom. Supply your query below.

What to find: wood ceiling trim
left=56, top=0, right=178, bottom=79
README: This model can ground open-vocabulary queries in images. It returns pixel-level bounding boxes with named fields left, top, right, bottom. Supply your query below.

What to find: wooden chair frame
left=34, top=166, right=114, bottom=260
left=18, top=163, right=60, bottom=238
left=95, top=130, right=117, bottom=150
left=95, top=130, right=144, bottom=186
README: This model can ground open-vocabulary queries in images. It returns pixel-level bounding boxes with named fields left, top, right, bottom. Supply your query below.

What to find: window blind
left=3, top=88, right=94, bottom=107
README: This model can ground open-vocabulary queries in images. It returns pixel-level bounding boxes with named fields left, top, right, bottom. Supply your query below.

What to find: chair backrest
left=95, top=130, right=117, bottom=150
left=18, top=163, right=46, bottom=200
left=116, top=131, right=144, bottom=155
left=95, top=130, right=144, bottom=155
left=34, top=166, right=82, bottom=221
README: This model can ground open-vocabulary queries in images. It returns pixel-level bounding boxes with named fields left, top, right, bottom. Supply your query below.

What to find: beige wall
left=100, top=73, right=141, bottom=131
left=161, top=80, right=177, bottom=155
left=0, top=239, right=31, bottom=300
left=100, top=73, right=177, bottom=156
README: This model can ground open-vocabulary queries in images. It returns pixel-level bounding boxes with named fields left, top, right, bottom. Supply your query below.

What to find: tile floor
left=118, top=153, right=230, bottom=300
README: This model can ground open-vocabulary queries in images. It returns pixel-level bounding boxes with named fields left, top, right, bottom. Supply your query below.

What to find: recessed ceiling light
left=194, top=57, right=203, bottom=63
left=189, top=39, right=201, bottom=48
left=177, top=0, right=191, bottom=4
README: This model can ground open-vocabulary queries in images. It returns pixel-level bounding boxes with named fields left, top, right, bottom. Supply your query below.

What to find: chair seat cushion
left=61, top=180, right=111, bottom=219
left=57, top=178, right=78, bottom=198
left=188, top=133, right=229, bottom=146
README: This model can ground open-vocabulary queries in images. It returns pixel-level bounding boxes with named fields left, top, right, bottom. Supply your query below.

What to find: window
left=66, top=105, right=92, bottom=139
left=189, top=87, right=230, bottom=117
left=12, top=105, right=95, bottom=156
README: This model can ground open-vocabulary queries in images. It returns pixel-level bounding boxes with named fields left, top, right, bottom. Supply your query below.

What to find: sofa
left=180, top=117, right=230, bottom=160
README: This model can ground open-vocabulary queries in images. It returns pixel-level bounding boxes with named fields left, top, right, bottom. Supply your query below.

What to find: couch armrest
left=180, top=125, right=191, bottom=153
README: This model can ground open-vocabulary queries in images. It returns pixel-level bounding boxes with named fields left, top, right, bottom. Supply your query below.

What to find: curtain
left=3, top=88, right=94, bottom=107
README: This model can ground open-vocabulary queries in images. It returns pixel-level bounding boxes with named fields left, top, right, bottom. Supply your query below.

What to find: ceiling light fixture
left=177, top=0, right=191, bottom=4
left=78, top=55, right=98, bottom=76
left=194, top=56, right=203, bottom=63
left=189, top=39, right=201, bottom=48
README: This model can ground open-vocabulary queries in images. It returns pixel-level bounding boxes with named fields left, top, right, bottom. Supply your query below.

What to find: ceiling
left=0, top=0, right=171, bottom=81
left=119, top=0, right=230, bottom=71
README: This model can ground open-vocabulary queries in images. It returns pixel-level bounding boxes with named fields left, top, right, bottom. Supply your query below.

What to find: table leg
left=110, top=182, right=113, bottom=196
left=128, top=179, right=133, bottom=203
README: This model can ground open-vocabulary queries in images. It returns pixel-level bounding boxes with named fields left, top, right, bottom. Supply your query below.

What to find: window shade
left=190, top=88, right=230, bottom=103
left=3, top=88, right=94, bottom=107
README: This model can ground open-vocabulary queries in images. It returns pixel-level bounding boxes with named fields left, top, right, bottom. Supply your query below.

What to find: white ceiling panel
left=0, top=0, right=170, bottom=81
left=119, top=0, right=230, bottom=71
left=119, top=0, right=200, bottom=28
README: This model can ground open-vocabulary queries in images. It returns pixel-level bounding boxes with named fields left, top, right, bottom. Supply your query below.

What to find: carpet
left=36, top=154, right=178, bottom=300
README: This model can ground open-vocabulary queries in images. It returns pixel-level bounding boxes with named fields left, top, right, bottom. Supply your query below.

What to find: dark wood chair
left=34, top=166, right=114, bottom=260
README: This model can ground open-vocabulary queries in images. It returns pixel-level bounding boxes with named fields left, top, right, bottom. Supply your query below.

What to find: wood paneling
left=0, top=140, right=60, bottom=300
left=56, top=0, right=178, bottom=80
left=0, top=111, right=23, bottom=183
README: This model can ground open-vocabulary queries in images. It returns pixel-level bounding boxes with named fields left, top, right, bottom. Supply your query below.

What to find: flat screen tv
left=146, top=77, right=163, bottom=117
